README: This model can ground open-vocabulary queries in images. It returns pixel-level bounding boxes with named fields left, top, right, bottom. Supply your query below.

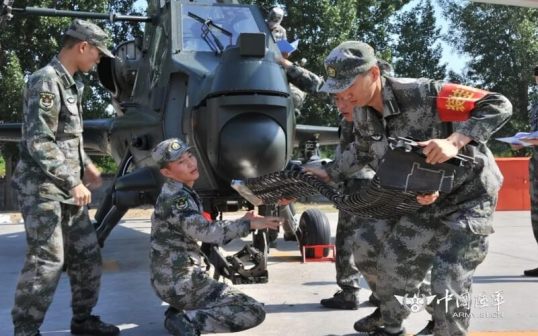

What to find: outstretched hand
left=244, top=211, right=283, bottom=231
left=303, top=167, right=330, bottom=183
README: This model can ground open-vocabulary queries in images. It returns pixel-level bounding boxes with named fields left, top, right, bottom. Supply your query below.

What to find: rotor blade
left=295, top=124, right=339, bottom=147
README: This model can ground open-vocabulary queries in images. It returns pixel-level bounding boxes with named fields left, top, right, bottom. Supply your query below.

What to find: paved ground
left=1, top=210, right=538, bottom=335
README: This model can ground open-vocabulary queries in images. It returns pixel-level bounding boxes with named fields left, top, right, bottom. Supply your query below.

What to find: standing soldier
left=11, top=20, right=120, bottom=336
left=522, top=65, right=538, bottom=277
left=319, top=41, right=512, bottom=335
left=316, top=98, right=376, bottom=310
left=150, top=138, right=282, bottom=336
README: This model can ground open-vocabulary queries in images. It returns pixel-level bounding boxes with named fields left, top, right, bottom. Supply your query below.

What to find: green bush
left=0, top=155, right=5, bottom=177
left=91, top=156, right=118, bottom=174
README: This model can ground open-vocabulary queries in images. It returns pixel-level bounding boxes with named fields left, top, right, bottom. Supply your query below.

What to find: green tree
left=354, top=0, right=412, bottom=60
left=391, top=0, right=447, bottom=78
left=439, top=0, right=538, bottom=155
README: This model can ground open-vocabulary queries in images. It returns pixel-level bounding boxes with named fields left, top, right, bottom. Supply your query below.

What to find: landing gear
left=298, top=208, right=331, bottom=258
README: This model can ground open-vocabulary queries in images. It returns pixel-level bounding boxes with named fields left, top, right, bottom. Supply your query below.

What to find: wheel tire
left=299, top=209, right=331, bottom=258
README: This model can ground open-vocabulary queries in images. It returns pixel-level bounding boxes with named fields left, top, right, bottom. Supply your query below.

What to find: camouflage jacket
left=285, top=64, right=323, bottom=112
left=324, top=118, right=375, bottom=184
left=286, top=64, right=323, bottom=94
left=12, top=56, right=91, bottom=203
left=350, top=77, right=512, bottom=234
left=150, top=180, right=251, bottom=283
left=530, top=101, right=538, bottom=132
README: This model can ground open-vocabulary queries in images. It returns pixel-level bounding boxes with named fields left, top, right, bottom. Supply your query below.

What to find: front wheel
left=298, top=208, right=331, bottom=258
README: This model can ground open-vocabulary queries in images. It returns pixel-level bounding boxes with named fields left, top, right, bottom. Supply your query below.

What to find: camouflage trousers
left=376, top=214, right=489, bottom=336
left=529, top=152, right=538, bottom=244
left=12, top=194, right=102, bottom=336
left=152, top=268, right=265, bottom=333
left=334, top=178, right=373, bottom=293
left=348, top=215, right=395, bottom=298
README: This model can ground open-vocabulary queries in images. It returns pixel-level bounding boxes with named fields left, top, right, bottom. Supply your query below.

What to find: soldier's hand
left=250, top=216, right=283, bottom=231
left=416, top=191, right=439, bottom=205
left=303, top=167, right=330, bottom=183
left=83, top=163, right=102, bottom=190
left=70, top=183, right=92, bottom=206
left=277, top=198, right=295, bottom=206
left=418, top=139, right=459, bottom=164
left=419, top=133, right=471, bottom=165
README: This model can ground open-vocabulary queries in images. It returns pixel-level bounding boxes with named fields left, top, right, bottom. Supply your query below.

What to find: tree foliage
left=391, top=0, right=446, bottom=78
left=439, top=0, right=538, bottom=155
left=0, top=0, right=143, bottom=166
left=0, top=0, right=143, bottom=122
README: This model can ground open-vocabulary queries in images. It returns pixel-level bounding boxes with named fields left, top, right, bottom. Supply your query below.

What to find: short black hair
left=63, top=35, right=83, bottom=49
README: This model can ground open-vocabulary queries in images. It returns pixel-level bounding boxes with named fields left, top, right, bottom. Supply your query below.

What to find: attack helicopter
left=0, top=0, right=338, bottom=284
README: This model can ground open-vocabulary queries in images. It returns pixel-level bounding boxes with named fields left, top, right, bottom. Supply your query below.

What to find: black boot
left=354, top=308, right=382, bottom=332
left=524, top=267, right=538, bottom=276
left=164, top=307, right=200, bottom=336
left=415, top=320, right=435, bottom=335
left=368, top=292, right=381, bottom=307
left=367, top=327, right=406, bottom=336
left=71, top=315, right=120, bottom=336
left=320, top=290, right=359, bottom=310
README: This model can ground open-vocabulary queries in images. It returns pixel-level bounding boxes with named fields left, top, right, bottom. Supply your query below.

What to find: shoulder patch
left=39, top=92, right=56, bottom=111
left=175, top=195, right=189, bottom=210
left=436, top=83, right=488, bottom=122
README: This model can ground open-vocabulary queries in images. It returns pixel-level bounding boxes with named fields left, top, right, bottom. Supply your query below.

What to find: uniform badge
left=171, top=142, right=181, bottom=150
left=326, top=66, right=337, bottom=78
left=39, top=92, right=55, bottom=110
left=67, top=97, right=76, bottom=104
left=175, top=195, right=189, bottom=210
left=371, top=135, right=382, bottom=141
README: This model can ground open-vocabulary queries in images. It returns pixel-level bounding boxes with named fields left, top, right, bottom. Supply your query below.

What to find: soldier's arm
left=323, top=121, right=373, bottom=183
left=435, top=81, right=513, bottom=144
left=419, top=82, right=513, bottom=164
left=169, top=194, right=251, bottom=245
left=279, top=58, right=324, bottom=93
left=82, top=149, right=93, bottom=167
left=24, top=78, right=81, bottom=192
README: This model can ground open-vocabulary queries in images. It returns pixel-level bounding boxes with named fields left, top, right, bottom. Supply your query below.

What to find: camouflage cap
left=320, top=41, right=377, bottom=93
left=65, top=19, right=114, bottom=58
left=152, top=138, right=192, bottom=167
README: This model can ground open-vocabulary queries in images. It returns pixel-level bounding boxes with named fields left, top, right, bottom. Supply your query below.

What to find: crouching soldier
left=150, top=138, right=283, bottom=336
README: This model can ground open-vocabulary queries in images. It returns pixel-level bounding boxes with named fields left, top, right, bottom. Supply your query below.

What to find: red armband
left=202, top=211, right=212, bottom=220
left=436, top=83, right=489, bottom=122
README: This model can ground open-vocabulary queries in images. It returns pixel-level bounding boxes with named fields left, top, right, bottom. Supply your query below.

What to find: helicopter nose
left=218, top=114, right=287, bottom=179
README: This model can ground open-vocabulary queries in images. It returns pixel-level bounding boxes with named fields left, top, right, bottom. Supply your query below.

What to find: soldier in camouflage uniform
left=278, top=57, right=389, bottom=310
left=266, top=7, right=287, bottom=43
left=150, top=138, right=282, bottom=336
left=11, top=20, right=119, bottom=336
left=318, top=99, right=377, bottom=310
left=523, top=66, right=538, bottom=277
left=319, top=41, right=512, bottom=336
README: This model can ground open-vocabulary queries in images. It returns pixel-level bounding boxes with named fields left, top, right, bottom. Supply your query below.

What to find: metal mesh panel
left=232, top=170, right=422, bottom=219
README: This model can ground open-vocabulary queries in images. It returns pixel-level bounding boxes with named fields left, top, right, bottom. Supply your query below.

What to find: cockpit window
left=181, top=4, right=261, bottom=52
